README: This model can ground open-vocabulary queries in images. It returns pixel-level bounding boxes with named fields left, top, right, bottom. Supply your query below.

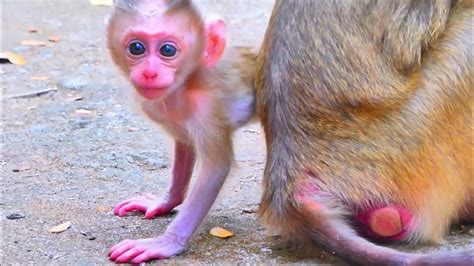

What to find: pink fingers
left=117, top=202, right=148, bottom=217
left=113, top=196, right=143, bottom=215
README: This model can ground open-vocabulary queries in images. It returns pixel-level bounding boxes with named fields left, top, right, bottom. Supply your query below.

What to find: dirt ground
left=1, top=0, right=473, bottom=265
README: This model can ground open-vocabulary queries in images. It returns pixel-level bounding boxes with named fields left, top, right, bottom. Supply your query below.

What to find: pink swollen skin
left=300, top=170, right=412, bottom=242
left=355, top=205, right=412, bottom=241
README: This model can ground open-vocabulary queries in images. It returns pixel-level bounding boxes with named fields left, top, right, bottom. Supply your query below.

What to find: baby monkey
left=106, top=0, right=255, bottom=263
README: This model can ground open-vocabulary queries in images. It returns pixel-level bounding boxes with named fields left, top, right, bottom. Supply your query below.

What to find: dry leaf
left=128, top=127, right=139, bottom=132
left=48, top=35, right=62, bottom=42
left=31, top=75, right=51, bottom=81
left=27, top=27, right=38, bottom=33
left=20, top=39, right=47, bottom=46
left=48, top=221, right=71, bottom=233
left=0, top=52, right=27, bottom=66
left=209, top=227, right=234, bottom=238
left=90, top=0, right=114, bottom=6
left=96, top=206, right=110, bottom=213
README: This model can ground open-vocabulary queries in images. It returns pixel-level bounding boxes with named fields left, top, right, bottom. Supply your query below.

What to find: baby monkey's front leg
left=114, top=141, right=195, bottom=219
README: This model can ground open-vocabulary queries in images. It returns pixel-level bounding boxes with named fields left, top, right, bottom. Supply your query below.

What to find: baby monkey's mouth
left=135, top=85, right=167, bottom=100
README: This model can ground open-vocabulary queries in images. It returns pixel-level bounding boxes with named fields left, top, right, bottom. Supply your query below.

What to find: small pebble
left=7, top=213, right=26, bottom=220
left=241, top=209, right=256, bottom=214
left=80, top=231, right=97, bottom=241
left=59, top=76, right=90, bottom=90
left=48, top=254, right=61, bottom=260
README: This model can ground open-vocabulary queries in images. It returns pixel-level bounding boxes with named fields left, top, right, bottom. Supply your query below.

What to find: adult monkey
left=255, top=0, right=473, bottom=265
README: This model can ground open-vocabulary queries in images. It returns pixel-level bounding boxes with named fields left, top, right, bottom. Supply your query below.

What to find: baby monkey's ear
left=202, top=18, right=227, bottom=68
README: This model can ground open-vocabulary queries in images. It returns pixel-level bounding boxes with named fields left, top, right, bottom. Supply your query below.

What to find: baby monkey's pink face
left=120, top=17, right=199, bottom=99
left=108, top=5, right=226, bottom=101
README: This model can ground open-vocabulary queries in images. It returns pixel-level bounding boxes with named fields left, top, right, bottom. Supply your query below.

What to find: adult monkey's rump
left=255, top=0, right=473, bottom=264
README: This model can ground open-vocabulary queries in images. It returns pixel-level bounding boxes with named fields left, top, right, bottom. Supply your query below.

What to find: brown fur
left=256, top=0, right=473, bottom=264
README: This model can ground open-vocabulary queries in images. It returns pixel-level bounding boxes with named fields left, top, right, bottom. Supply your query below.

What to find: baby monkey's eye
left=128, top=41, right=146, bottom=56
left=159, top=43, right=177, bottom=57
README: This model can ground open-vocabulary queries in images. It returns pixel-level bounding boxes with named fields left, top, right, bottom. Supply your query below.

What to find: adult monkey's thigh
left=255, top=0, right=473, bottom=265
